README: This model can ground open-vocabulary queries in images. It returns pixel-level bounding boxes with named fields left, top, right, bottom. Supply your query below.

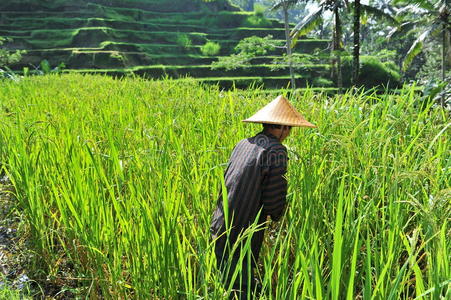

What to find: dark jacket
left=210, top=131, right=288, bottom=264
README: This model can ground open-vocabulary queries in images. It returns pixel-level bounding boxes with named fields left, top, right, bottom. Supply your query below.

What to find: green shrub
left=234, top=35, right=277, bottom=56
left=342, top=56, right=401, bottom=88
left=243, top=13, right=271, bottom=27
left=254, top=4, right=266, bottom=17
left=201, top=41, right=220, bottom=56
left=313, top=77, right=334, bottom=87
left=175, top=33, right=192, bottom=49
left=242, top=4, right=271, bottom=27
left=110, top=51, right=124, bottom=62
left=374, top=49, right=397, bottom=62
left=243, top=15, right=269, bottom=27
left=203, top=12, right=248, bottom=28
left=212, top=35, right=278, bottom=70
left=0, top=37, right=24, bottom=68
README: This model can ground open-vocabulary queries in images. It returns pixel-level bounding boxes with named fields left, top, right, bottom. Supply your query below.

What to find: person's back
left=211, top=131, right=288, bottom=239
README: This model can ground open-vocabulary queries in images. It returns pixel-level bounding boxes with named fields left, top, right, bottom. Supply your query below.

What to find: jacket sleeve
left=261, top=145, right=288, bottom=221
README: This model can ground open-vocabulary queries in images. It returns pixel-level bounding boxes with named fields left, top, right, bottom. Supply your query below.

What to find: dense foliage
left=0, top=37, right=24, bottom=69
left=231, top=0, right=450, bottom=86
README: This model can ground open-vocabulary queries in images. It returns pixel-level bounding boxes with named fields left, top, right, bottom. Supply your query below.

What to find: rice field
left=0, top=74, right=449, bottom=299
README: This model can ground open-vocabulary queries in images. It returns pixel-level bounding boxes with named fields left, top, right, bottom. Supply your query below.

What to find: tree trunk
left=331, top=18, right=336, bottom=87
left=442, top=23, right=446, bottom=82
left=353, top=0, right=361, bottom=86
left=319, top=19, right=323, bottom=39
left=441, top=23, right=446, bottom=106
left=283, top=4, right=296, bottom=90
left=333, top=5, right=343, bottom=91
left=245, top=0, right=255, bottom=12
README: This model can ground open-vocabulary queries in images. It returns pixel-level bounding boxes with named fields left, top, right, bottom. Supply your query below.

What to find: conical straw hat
left=243, top=95, right=316, bottom=128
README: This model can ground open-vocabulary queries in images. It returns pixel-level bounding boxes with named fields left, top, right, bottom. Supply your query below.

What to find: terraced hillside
left=0, top=0, right=330, bottom=88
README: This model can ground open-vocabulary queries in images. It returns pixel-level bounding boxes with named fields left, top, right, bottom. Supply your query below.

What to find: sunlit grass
left=0, top=74, right=449, bottom=298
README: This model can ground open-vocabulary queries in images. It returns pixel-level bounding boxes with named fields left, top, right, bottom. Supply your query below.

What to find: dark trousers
left=213, top=232, right=263, bottom=299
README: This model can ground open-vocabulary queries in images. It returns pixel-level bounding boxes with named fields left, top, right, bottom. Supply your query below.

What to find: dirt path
left=0, top=175, right=81, bottom=299
left=0, top=174, right=30, bottom=293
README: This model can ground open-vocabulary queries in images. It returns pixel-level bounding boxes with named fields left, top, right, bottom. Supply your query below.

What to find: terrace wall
left=1, top=0, right=331, bottom=88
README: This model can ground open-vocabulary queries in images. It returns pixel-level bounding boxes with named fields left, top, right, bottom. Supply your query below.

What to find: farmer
left=210, top=95, right=316, bottom=298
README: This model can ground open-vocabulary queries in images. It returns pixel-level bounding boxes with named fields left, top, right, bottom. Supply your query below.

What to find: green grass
left=0, top=274, right=33, bottom=299
left=0, top=74, right=449, bottom=299
left=0, top=287, right=30, bottom=300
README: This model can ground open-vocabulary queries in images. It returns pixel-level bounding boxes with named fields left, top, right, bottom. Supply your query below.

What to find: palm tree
left=332, top=1, right=345, bottom=90
left=245, top=0, right=255, bottom=11
left=389, top=0, right=450, bottom=83
left=291, top=0, right=348, bottom=89
left=353, top=0, right=360, bottom=84
left=271, top=0, right=302, bottom=90
left=291, top=0, right=397, bottom=88
left=352, top=0, right=397, bottom=84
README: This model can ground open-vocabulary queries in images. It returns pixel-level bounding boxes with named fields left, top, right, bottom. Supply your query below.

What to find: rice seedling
left=0, top=74, right=449, bottom=298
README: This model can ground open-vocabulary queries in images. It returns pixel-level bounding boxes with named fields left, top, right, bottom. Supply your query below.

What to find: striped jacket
left=210, top=131, right=288, bottom=261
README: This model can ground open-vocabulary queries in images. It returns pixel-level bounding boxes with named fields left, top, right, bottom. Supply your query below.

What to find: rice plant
left=0, top=74, right=449, bottom=299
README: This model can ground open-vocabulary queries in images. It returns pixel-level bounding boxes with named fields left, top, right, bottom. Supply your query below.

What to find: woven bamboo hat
left=243, top=95, right=316, bottom=128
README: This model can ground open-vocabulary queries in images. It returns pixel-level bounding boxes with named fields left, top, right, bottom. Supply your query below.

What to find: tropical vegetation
left=0, top=0, right=449, bottom=298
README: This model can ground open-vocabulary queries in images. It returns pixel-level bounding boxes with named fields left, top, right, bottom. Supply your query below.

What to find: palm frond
left=270, top=0, right=298, bottom=11
left=435, top=0, right=449, bottom=10
left=270, top=1, right=284, bottom=11
left=290, top=6, right=323, bottom=45
left=402, top=28, right=431, bottom=71
left=392, top=0, right=435, bottom=11
left=387, top=21, right=421, bottom=39
left=359, top=3, right=399, bottom=25
left=344, top=0, right=350, bottom=9
left=430, top=20, right=445, bottom=36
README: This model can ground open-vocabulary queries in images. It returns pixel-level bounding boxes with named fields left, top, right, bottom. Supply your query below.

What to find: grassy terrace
left=2, top=13, right=261, bottom=28
left=17, top=53, right=328, bottom=74
left=1, top=0, right=330, bottom=88
left=1, top=0, right=239, bottom=12
left=68, top=65, right=329, bottom=77
left=69, top=64, right=330, bottom=79
left=1, top=28, right=296, bottom=44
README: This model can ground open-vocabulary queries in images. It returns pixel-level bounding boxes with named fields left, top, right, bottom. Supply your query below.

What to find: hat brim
left=242, top=118, right=317, bottom=128
left=242, top=95, right=317, bottom=128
